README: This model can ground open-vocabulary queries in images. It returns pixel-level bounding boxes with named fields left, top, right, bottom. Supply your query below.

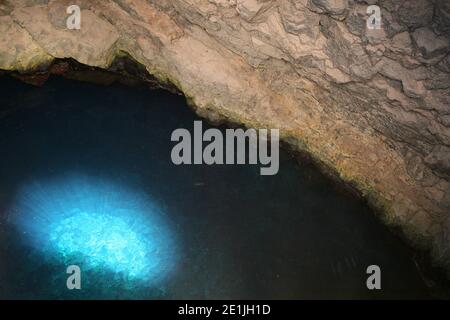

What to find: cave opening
left=0, top=72, right=440, bottom=299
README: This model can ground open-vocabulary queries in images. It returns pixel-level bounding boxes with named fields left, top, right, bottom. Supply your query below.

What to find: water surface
left=0, top=77, right=434, bottom=299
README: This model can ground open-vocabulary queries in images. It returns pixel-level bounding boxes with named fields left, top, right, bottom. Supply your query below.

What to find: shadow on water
left=0, top=76, right=441, bottom=299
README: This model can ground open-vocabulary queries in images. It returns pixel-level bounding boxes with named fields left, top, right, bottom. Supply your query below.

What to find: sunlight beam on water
left=10, top=174, right=177, bottom=286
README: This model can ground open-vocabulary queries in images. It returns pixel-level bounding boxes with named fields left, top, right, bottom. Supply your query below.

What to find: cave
left=0, top=0, right=449, bottom=301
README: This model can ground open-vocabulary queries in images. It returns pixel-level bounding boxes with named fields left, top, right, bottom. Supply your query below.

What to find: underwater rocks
left=0, top=1, right=450, bottom=275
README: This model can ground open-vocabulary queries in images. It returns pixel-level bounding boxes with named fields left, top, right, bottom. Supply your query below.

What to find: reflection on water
left=10, top=174, right=177, bottom=299
left=0, top=77, right=435, bottom=299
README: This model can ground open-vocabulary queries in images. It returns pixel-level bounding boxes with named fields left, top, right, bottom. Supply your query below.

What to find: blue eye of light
left=11, top=174, right=177, bottom=285
left=50, top=212, right=151, bottom=279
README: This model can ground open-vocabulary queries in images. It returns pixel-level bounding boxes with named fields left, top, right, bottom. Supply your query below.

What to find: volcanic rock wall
left=0, top=0, right=449, bottom=272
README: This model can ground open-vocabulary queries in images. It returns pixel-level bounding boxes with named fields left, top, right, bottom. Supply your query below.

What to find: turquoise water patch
left=50, top=212, right=153, bottom=279
left=12, top=175, right=177, bottom=288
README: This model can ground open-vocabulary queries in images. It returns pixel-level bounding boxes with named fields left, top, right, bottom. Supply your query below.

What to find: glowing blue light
left=49, top=212, right=152, bottom=279
left=11, top=174, right=177, bottom=286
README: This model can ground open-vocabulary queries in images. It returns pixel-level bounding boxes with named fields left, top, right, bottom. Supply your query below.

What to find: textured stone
left=412, top=27, right=449, bottom=59
left=310, top=0, right=348, bottom=18
left=425, top=146, right=450, bottom=179
left=397, top=0, right=434, bottom=29
left=0, top=15, right=53, bottom=71
left=236, top=0, right=272, bottom=22
left=435, top=1, right=450, bottom=34
left=389, top=32, right=412, bottom=55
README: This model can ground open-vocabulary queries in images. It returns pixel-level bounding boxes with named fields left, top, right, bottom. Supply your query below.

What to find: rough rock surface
left=0, top=1, right=449, bottom=272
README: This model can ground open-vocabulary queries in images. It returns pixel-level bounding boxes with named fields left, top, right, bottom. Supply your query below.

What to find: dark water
left=0, top=77, right=435, bottom=299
